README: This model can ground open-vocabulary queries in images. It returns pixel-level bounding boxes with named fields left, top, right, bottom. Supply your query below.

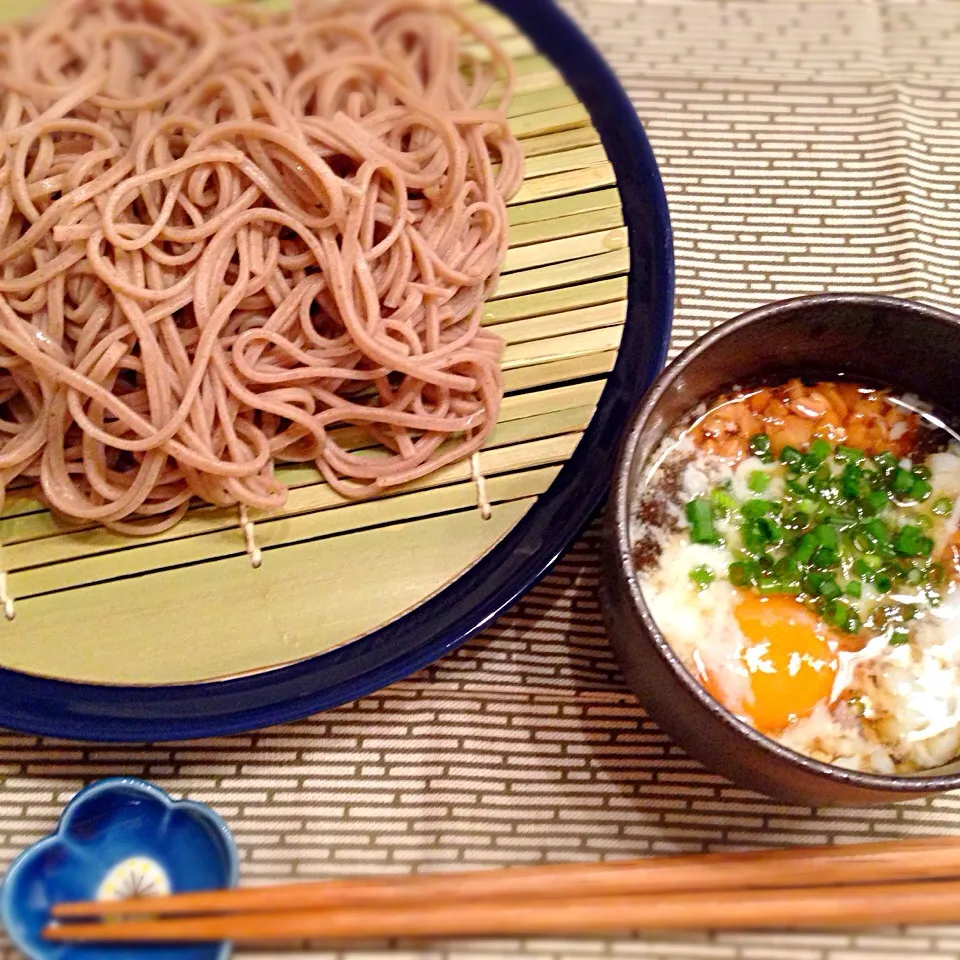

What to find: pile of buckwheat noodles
left=0, top=0, right=522, bottom=536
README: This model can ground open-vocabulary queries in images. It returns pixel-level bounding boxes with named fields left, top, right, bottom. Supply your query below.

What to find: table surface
left=4, top=1, right=960, bottom=958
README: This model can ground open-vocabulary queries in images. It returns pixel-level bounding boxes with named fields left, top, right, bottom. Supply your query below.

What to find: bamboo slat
left=508, top=86, right=580, bottom=120
left=0, top=0, right=46, bottom=19
left=503, top=327, right=625, bottom=371
left=521, top=125, right=602, bottom=159
left=502, top=227, right=628, bottom=274
left=508, top=206, right=625, bottom=249
left=507, top=65, right=566, bottom=98
left=495, top=301, right=625, bottom=347
left=502, top=350, right=619, bottom=394
left=522, top=144, right=611, bottom=180
left=483, top=275, right=627, bottom=326
left=508, top=187, right=622, bottom=227
left=509, top=104, right=593, bottom=142
left=509, top=162, right=618, bottom=205
left=465, top=34, right=536, bottom=61
left=494, top=247, right=629, bottom=300
left=0, top=0, right=635, bottom=687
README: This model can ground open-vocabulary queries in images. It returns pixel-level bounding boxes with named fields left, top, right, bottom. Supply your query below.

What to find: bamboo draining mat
left=0, top=0, right=630, bottom=685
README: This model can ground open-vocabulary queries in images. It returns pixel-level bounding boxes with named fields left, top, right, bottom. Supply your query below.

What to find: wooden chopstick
left=50, top=836, right=960, bottom=921
left=44, top=878, right=960, bottom=942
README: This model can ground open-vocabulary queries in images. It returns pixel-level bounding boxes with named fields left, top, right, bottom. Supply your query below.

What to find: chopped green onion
left=841, top=477, right=863, bottom=501
left=794, top=533, right=818, bottom=565
left=875, top=573, right=892, bottom=592
left=807, top=437, right=830, bottom=465
left=743, top=516, right=783, bottom=552
left=748, top=433, right=773, bottom=463
left=742, top=525, right=765, bottom=554
left=910, top=477, right=932, bottom=502
left=894, top=524, right=930, bottom=557
left=686, top=498, right=718, bottom=544
left=812, top=524, right=838, bottom=548
left=728, top=561, right=751, bottom=586
left=819, top=578, right=842, bottom=601
left=863, top=489, right=889, bottom=514
left=828, top=514, right=854, bottom=531
left=741, top=499, right=772, bottom=520
left=844, top=581, right=863, bottom=598
left=748, top=470, right=771, bottom=493
left=785, top=476, right=808, bottom=496
left=835, top=445, right=865, bottom=465
left=780, top=446, right=802, bottom=465
left=806, top=471, right=829, bottom=496
left=710, top=487, right=737, bottom=520
left=823, top=599, right=849, bottom=627
left=933, top=496, right=953, bottom=516
left=804, top=571, right=840, bottom=601
left=689, top=565, right=715, bottom=591
left=758, top=574, right=794, bottom=594
left=872, top=451, right=899, bottom=475
left=836, top=510, right=855, bottom=531
left=811, top=545, right=839, bottom=569
left=783, top=511, right=810, bottom=531
left=861, top=519, right=891, bottom=550
left=755, top=517, right=781, bottom=544
left=843, top=608, right=862, bottom=634
left=906, top=567, right=923, bottom=586
left=773, top=556, right=801, bottom=581
left=913, top=465, right=932, bottom=481
left=803, top=571, right=826, bottom=596
left=892, top=468, right=915, bottom=494
left=889, top=628, right=910, bottom=646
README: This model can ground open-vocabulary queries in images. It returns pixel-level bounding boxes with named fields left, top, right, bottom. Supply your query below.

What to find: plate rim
left=0, top=0, right=674, bottom=741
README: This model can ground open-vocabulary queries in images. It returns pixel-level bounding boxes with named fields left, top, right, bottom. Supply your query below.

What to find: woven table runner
left=3, top=1, right=960, bottom=958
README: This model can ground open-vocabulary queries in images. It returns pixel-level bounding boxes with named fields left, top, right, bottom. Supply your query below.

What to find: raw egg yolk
left=703, top=593, right=839, bottom=734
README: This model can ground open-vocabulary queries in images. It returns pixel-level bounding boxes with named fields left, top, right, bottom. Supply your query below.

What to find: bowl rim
left=610, top=291, right=960, bottom=794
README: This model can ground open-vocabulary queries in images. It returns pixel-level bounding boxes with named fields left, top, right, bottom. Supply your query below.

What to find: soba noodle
left=0, top=0, right=522, bottom=537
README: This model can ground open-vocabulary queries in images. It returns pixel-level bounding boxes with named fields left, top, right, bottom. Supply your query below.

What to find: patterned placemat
left=3, top=1, right=960, bottom=958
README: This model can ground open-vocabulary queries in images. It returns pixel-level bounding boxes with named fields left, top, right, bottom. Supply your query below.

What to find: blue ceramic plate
left=1, top=778, right=239, bottom=960
left=0, top=0, right=673, bottom=741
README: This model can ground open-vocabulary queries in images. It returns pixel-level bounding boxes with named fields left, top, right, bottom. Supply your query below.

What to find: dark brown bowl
left=600, top=293, right=960, bottom=806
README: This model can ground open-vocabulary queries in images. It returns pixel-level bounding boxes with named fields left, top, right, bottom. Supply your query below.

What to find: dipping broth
left=632, top=378, right=960, bottom=775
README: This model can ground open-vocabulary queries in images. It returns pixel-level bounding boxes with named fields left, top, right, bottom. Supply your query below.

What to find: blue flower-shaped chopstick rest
left=1, top=777, right=239, bottom=960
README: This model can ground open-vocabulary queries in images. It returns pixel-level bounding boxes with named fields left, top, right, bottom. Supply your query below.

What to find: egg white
left=640, top=453, right=753, bottom=720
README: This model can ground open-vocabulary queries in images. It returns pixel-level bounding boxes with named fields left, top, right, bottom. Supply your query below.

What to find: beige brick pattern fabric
left=3, top=1, right=960, bottom=958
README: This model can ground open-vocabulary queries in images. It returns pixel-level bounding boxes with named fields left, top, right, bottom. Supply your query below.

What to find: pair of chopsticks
left=45, top=836, right=960, bottom=944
